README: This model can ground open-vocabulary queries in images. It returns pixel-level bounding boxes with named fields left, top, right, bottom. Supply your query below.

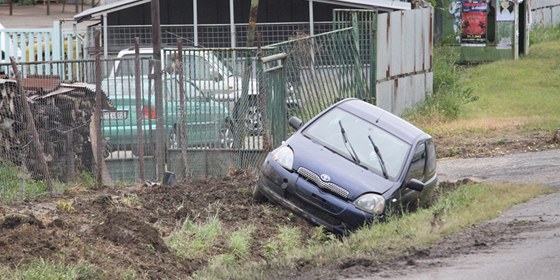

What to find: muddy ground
left=0, top=128, right=559, bottom=279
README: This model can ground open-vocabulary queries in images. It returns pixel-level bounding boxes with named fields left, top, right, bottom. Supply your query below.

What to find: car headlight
left=273, top=146, right=294, bottom=171
left=353, top=193, right=385, bottom=215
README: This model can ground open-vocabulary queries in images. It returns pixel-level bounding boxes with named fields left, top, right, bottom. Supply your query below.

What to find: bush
left=404, top=46, right=476, bottom=122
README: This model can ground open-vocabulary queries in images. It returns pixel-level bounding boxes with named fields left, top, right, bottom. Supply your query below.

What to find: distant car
left=101, top=76, right=233, bottom=156
left=105, top=47, right=298, bottom=135
left=253, top=98, right=438, bottom=235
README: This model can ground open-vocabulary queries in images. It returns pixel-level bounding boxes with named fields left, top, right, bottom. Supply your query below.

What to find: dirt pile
left=0, top=170, right=316, bottom=278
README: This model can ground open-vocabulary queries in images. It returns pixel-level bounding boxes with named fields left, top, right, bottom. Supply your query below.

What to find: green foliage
left=228, top=227, right=254, bottom=261
left=404, top=46, right=477, bottom=122
left=165, top=213, right=223, bottom=260
left=530, top=25, right=560, bottom=45
left=262, top=226, right=302, bottom=260
left=0, top=163, right=50, bottom=204
left=0, top=259, right=104, bottom=280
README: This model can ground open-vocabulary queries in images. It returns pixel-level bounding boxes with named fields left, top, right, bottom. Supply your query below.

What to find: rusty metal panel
left=414, top=9, right=423, bottom=73
left=376, top=13, right=389, bottom=80
left=376, top=79, right=393, bottom=112
left=422, top=8, right=433, bottom=72
left=402, top=10, right=415, bottom=75
left=389, top=11, right=402, bottom=77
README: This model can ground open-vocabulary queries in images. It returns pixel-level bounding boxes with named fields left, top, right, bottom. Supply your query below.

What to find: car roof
left=336, top=98, right=429, bottom=144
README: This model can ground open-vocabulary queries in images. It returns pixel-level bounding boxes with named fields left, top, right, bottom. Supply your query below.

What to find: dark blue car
left=254, top=98, right=438, bottom=235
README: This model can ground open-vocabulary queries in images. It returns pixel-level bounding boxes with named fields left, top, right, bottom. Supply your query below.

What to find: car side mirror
left=289, top=116, right=303, bottom=130
left=406, top=179, right=425, bottom=192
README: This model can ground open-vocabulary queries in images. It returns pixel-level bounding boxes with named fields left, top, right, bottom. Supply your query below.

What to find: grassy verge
left=194, top=183, right=552, bottom=279
left=404, top=27, right=560, bottom=158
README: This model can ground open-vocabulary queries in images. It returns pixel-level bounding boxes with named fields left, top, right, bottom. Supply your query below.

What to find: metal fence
left=531, top=0, right=560, bottom=27
left=0, top=25, right=370, bottom=195
left=85, top=22, right=335, bottom=55
left=0, top=8, right=436, bottom=201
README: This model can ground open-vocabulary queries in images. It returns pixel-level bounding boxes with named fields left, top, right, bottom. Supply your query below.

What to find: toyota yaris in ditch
left=254, top=98, right=438, bottom=235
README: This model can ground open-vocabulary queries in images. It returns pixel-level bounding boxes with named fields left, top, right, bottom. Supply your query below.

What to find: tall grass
left=0, top=163, right=98, bottom=204
left=403, top=46, right=476, bottom=123
left=194, top=183, right=550, bottom=279
left=530, top=25, right=560, bottom=45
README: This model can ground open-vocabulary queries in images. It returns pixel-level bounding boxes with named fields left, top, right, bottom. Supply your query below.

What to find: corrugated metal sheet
left=376, top=7, right=433, bottom=115
left=530, top=0, right=560, bottom=27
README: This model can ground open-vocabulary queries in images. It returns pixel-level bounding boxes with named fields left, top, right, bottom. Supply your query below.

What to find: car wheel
left=234, top=97, right=263, bottom=135
left=219, top=123, right=235, bottom=148
left=252, top=184, right=268, bottom=203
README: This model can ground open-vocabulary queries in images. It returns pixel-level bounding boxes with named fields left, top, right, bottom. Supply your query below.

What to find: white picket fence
left=0, top=21, right=86, bottom=79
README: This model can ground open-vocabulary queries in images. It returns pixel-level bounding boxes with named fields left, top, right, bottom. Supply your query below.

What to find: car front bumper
left=257, top=157, right=380, bottom=235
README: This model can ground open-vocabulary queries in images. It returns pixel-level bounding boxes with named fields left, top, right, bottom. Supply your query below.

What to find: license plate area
left=102, top=110, right=128, bottom=120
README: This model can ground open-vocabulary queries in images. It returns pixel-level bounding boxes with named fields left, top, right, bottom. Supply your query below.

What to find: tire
left=219, top=123, right=235, bottom=148
left=252, top=184, right=268, bottom=203
left=234, top=97, right=263, bottom=136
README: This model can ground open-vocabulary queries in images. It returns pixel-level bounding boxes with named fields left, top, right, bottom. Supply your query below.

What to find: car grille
left=297, top=167, right=350, bottom=199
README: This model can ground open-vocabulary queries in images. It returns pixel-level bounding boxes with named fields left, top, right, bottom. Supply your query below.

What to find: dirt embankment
left=0, top=169, right=317, bottom=279
left=1, top=127, right=558, bottom=279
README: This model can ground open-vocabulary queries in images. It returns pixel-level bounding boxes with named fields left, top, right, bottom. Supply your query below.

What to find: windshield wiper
left=338, top=120, right=360, bottom=164
left=368, top=135, right=388, bottom=179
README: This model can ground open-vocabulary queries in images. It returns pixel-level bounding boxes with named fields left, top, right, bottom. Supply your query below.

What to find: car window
left=407, top=142, right=427, bottom=182
left=184, top=55, right=215, bottom=80
left=303, top=107, right=411, bottom=180
left=115, top=54, right=152, bottom=77
left=163, top=78, right=204, bottom=102
left=425, top=139, right=436, bottom=177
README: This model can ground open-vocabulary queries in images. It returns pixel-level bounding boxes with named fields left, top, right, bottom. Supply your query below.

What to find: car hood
left=288, top=133, right=396, bottom=200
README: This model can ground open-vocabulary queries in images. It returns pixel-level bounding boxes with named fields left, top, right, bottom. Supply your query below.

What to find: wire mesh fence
left=85, top=22, right=335, bottom=55
left=0, top=21, right=375, bottom=202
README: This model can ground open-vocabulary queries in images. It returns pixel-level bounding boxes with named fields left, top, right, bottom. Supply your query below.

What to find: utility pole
left=151, top=0, right=165, bottom=180
left=247, top=0, right=260, bottom=48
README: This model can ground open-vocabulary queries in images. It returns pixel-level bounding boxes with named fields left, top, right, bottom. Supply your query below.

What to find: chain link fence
left=0, top=21, right=375, bottom=202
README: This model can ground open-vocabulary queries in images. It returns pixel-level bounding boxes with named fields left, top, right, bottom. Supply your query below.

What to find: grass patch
left=406, top=30, right=560, bottom=140
left=0, top=259, right=108, bottom=280
left=404, top=45, right=476, bottom=123
left=193, top=183, right=551, bottom=279
left=165, top=211, right=223, bottom=260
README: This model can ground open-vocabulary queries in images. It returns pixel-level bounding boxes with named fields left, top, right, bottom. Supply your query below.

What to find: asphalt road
left=364, top=149, right=560, bottom=280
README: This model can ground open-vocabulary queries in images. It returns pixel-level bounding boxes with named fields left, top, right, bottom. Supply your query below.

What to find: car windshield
left=163, top=78, right=205, bottom=102
left=303, top=107, right=410, bottom=180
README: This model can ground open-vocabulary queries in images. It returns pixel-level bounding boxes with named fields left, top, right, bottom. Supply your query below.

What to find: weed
left=56, top=199, right=75, bottom=212
left=165, top=212, right=223, bottom=260
left=229, top=226, right=254, bottom=261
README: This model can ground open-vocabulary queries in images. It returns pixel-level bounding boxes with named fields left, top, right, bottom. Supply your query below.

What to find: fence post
left=93, top=29, right=113, bottom=188
left=9, top=57, right=53, bottom=192
left=177, top=39, right=190, bottom=179
left=134, top=38, right=146, bottom=182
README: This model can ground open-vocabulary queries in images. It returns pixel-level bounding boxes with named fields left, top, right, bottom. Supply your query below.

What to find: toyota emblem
left=320, top=174, right=331, bottom=182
